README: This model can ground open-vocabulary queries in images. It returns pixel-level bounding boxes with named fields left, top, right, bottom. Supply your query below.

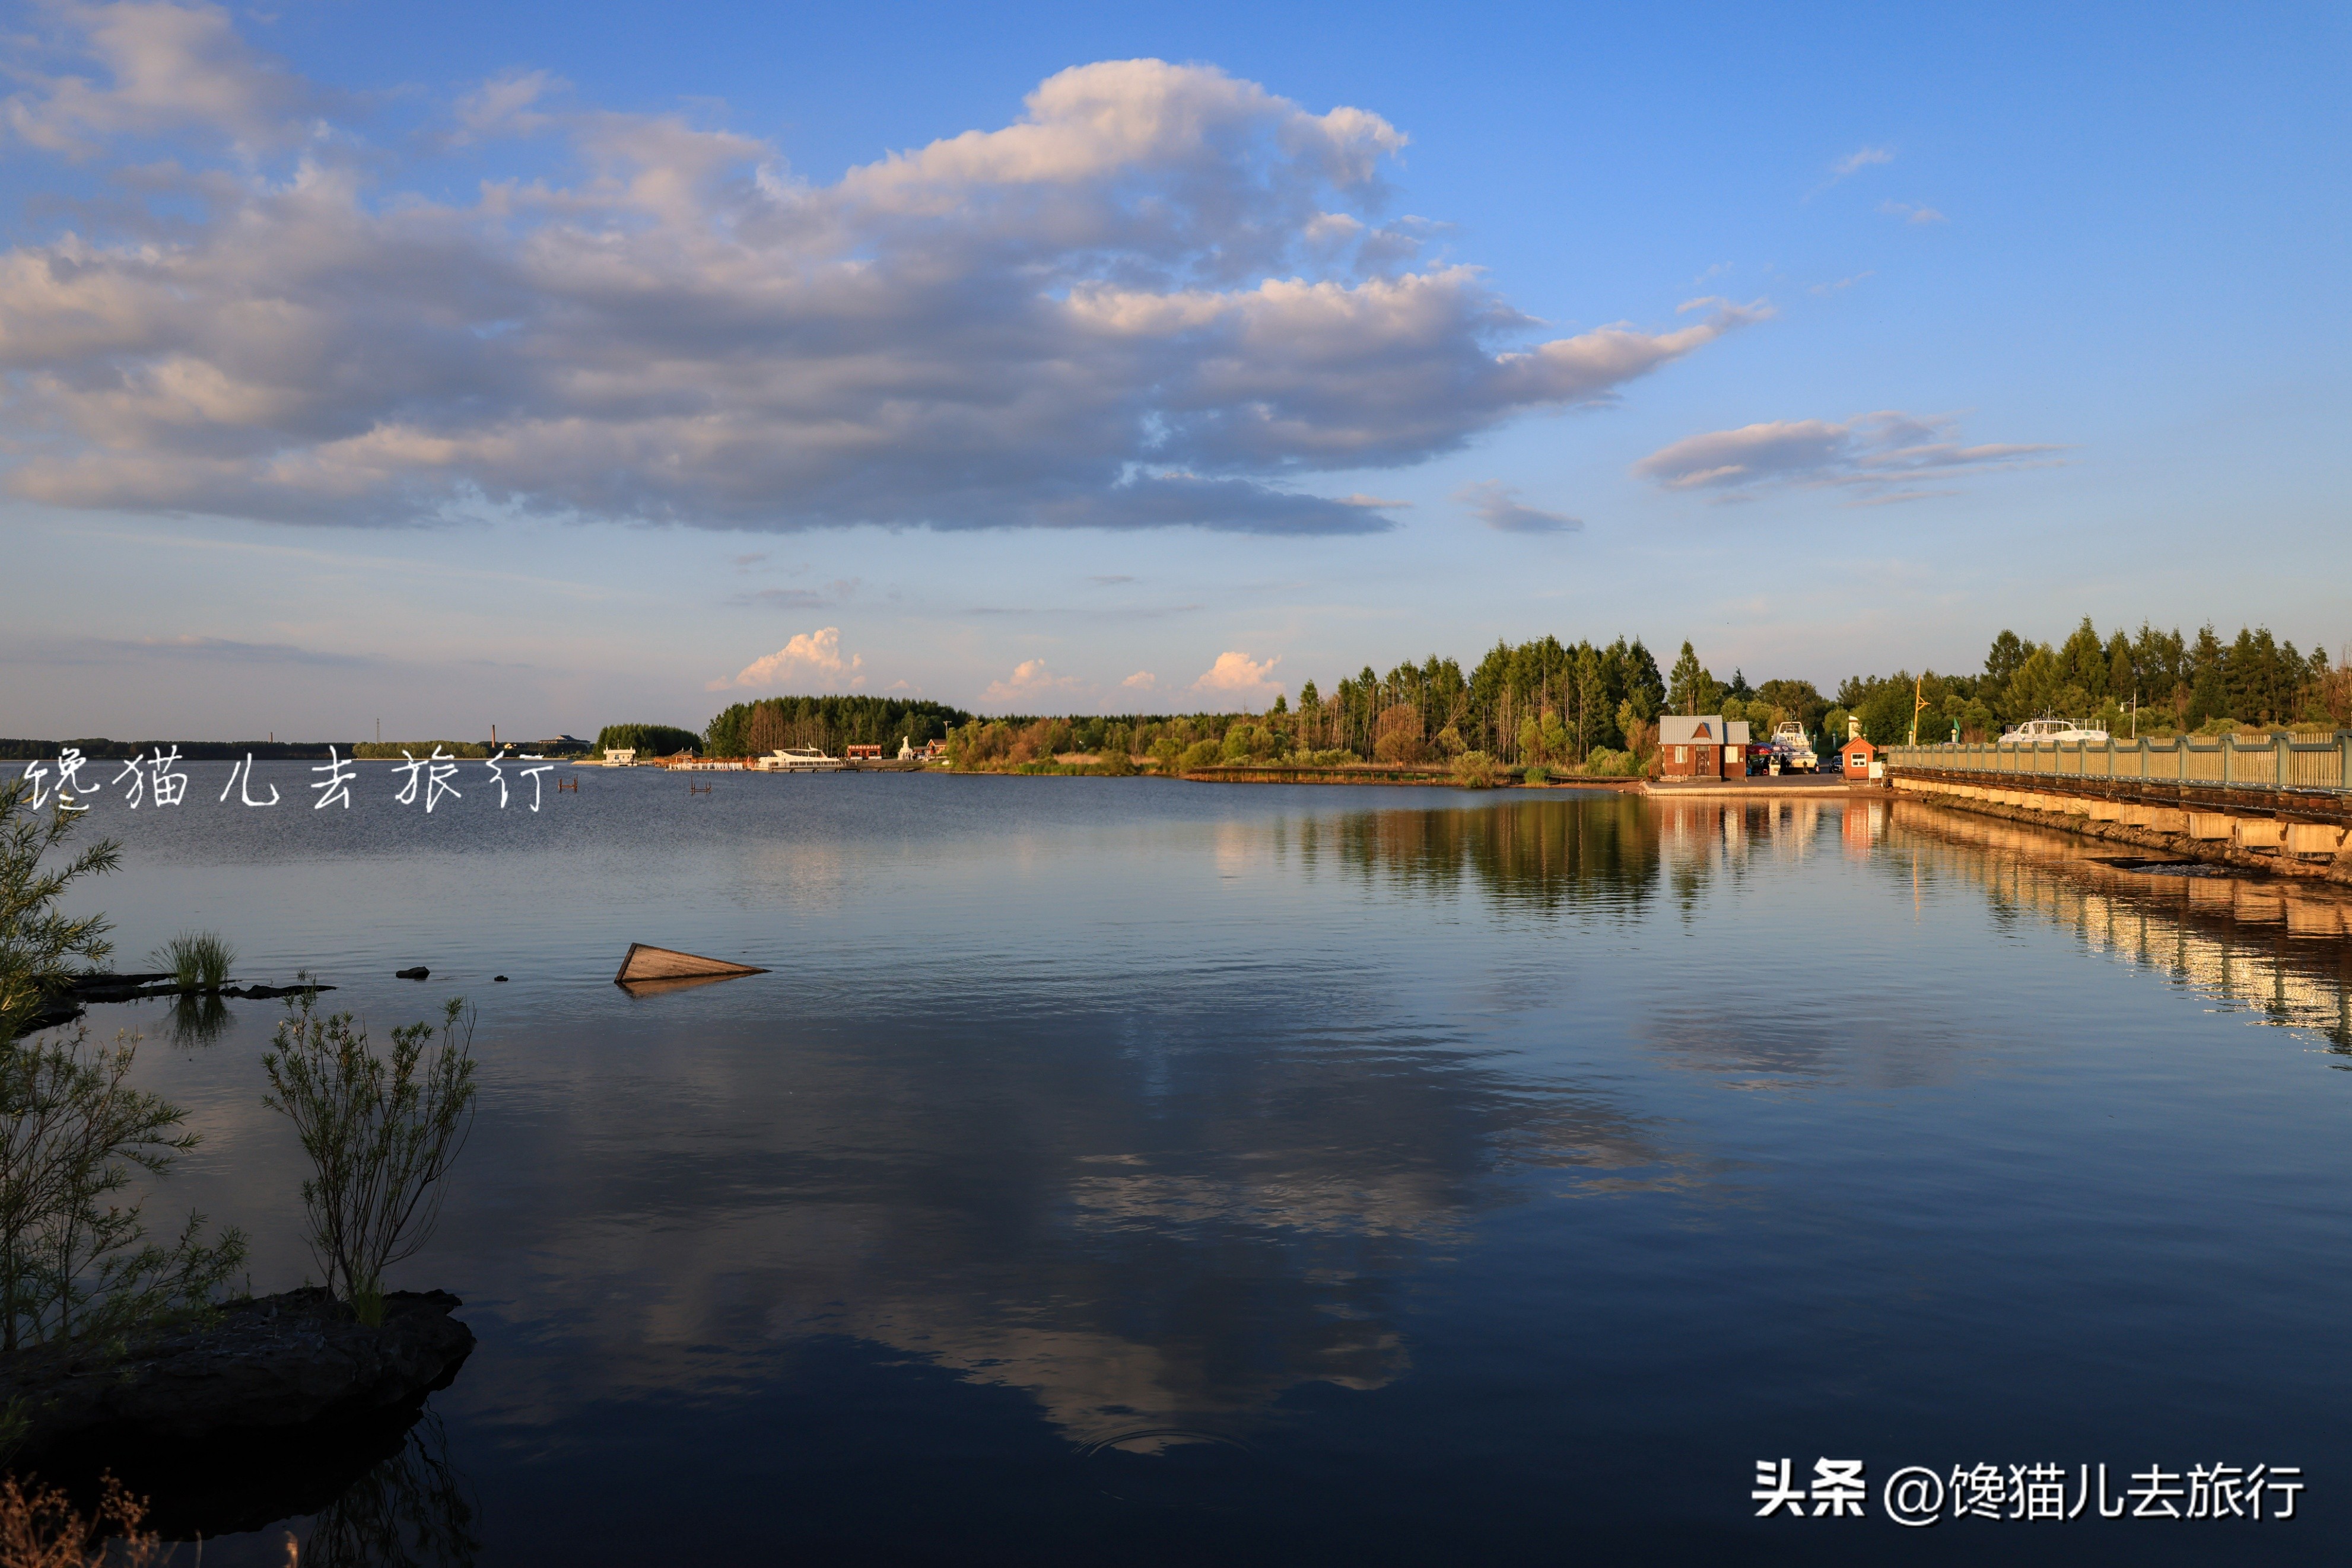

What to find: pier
left=1883, top=731, right=2352, bottom=881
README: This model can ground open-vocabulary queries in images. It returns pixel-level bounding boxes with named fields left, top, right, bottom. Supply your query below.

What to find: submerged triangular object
left=614, top=943, right=769, bottom=986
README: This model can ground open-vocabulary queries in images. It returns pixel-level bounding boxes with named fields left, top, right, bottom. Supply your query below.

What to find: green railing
left=1882, top=732, right=2352, bottom=794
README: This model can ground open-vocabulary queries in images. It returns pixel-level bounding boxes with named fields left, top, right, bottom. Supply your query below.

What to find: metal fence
left=1883, top=731, right=2352, bottom=794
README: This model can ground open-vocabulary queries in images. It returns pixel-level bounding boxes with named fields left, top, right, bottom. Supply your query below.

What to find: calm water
left=24, top=763, right=2352, bottom=1564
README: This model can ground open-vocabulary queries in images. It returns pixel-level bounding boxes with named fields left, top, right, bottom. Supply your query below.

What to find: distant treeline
left=703, top=698, right=974, bottom=758
left=0, top=739, right=360, bottom=761
left=701, top=616, right=2344, bottom=775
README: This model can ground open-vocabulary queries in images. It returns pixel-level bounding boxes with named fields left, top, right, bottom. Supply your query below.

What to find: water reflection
left=1286, top=793, right=1659, bottom=913
left=461, top=799, right=1725, bottom=1455
left=167, top=993, right=233, bottom=1049
left=298, top=1412, right=478, bottom=1568
left=1888, top=802, right=2352, bottom=1049
left=37, top=1403, right=472, bottom=1563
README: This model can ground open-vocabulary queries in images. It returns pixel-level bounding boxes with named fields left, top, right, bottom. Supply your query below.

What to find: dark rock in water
left=68, top=972, right=174, bottom=993
left=396, top=965, right=430, bottom=979
left=0, top=1287, right=473, bottom=1464
left=494, top=974, right=508, bottom=982
left=25, top=975, right=337, bottom=1021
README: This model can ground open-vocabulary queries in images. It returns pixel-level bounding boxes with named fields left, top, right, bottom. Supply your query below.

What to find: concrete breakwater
left=1888, top=769, right=2352, bottom=884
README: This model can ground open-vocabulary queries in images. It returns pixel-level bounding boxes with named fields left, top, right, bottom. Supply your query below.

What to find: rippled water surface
left=31, top=764, right=2352, bottom=1564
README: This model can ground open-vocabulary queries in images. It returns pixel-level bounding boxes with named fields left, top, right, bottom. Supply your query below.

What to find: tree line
left=677, top=617, right=2344, bottom=772
left=1832, top=619, right=2347, bottom=746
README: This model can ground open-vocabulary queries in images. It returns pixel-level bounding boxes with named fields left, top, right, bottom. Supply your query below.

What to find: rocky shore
left=2, top=1287, right=473, bottom=1464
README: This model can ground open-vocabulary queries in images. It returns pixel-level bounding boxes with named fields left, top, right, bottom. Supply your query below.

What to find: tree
left=262, top=992, right=478, bottom=1316
left=2057, top=617, right=2108, bottom=701
left=1984, top=629, right=2029, bottom=692
left=0, top=777, right=122, bottom=1045
left=1666, top=642, right=1719, bottom=717
left=2186, top=625, right=2227, bottom=726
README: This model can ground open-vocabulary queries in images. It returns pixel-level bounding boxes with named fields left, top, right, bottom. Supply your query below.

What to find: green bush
left=262, top=991, right=478, bottom=1311
left=1452, top=750, right=1496, bottom=788
left=1180, top=740, right=1224, bottom=772
left=1524, top=764, right=1550, bottom=785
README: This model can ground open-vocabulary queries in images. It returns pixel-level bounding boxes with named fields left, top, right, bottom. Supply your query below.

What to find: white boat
left=1770, top=720, right=1817, bottom=770
left=1999, top=717, right=2111, bottom=745
left=761, top=746, right=847, bottom=772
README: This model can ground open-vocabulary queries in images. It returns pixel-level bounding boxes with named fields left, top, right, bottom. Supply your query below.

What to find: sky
left=1, top=0, right=2345, bottom=738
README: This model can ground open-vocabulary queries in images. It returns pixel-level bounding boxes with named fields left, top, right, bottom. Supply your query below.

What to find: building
left=844, top=744, right=884, bottom=762
left=1839, top=725, right=1879, bottom=781
left=1658, top=715, right=1752, bottom=780
left=602, top=748, right=637, bottom=766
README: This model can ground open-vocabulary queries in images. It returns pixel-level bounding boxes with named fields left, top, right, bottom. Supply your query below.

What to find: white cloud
left=1829, top=145, right=1895, bottom=181
left=709, top=626, right=863, bottom=689
left=1631, top=412, right=2065, bottom=504
left=1454, top=479, right=1581, bottom=534
left=4, top=0, right=336, bottom=156
left=1810, top=271, right=1874, bottom=295
left=0, top=16, right=1759, bottom=536
left=1192, top=650, right=1282, bottom=707
left=981, top=659, right=1091, bottom=707
left=1121, top=670, right=1158, bottom=689
left=1877, top=200, right=1947, bottom=225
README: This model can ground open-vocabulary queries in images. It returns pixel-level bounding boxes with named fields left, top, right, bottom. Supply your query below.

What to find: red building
left=1840, top=732, right=1879, bottom=781
left=1658, top=715, right=1750, bottom=780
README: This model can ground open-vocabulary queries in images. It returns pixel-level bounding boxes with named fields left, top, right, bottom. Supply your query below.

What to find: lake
left=24, top=762, right=2352, bottom=1564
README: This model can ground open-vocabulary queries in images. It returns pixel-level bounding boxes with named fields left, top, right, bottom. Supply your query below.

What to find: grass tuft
left=154, top=930, right=236, bottom=991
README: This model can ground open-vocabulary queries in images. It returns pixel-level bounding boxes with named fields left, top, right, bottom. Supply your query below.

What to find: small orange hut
left=1840, top=730, right=1879, bottom=781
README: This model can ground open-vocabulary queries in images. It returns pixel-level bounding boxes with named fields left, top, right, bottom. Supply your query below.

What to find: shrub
left=154, top=930, right=235, bottom=993
left=0, top=1023, right=247, bottom=1351
left=1452, top=750, right=1496, bottom=788
left=1524, top=764, right=1550, bottom=786
left=0, top=1473, right=164, bottom=1566
left=1180, top=740, right=1224, bottom=772
left=262, top=991, right=478, bottom=1314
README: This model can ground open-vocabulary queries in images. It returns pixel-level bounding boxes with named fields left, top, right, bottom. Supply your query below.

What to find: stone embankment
left=1890, top=773, right=2352, bottom=884
left=1, top=1288, right=473, bottom=1464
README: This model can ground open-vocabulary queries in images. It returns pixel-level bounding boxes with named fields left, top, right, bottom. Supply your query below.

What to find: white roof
left=1659, top=715, right=1730, bottom=745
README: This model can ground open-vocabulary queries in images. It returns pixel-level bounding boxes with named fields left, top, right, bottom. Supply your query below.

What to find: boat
left=614, top=943, right=770, bottom=988
left=1770, top=720, right=1817, bottom=771
left=1999, top=717, right=2111, bottom=745
left=759, top=746, right=847, bottom=772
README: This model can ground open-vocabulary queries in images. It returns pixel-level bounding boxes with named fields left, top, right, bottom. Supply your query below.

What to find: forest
left=688, top=619, right=2348, bottom=774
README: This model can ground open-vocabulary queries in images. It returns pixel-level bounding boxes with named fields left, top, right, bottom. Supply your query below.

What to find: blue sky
left=1, top=1, right=2344, bottom=737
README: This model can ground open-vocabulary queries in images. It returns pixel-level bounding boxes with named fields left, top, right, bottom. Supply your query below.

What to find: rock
left=493, top=975, right=508, bottom=982
left=395, top=966, right=430, bottom=979
left=0, top=1287, right=474, bottom=1462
